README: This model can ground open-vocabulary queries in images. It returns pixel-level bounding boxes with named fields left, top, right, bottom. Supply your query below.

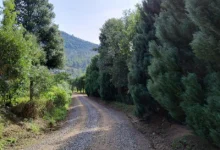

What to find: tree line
left=83, top=0, right=220, bottom=147
left=0, top=0, right=71, bottom=125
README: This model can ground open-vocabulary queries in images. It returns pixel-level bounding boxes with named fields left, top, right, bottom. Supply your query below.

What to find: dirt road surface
left=26, top=94, right=152, bottom=150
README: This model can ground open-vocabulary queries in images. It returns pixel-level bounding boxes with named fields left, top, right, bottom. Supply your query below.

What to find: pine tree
left=0, top=0, right=42, bottom=104
left=148, top=0, right=197, bottom=121
left=15, top=0, right=64, bottom=68
left=128, top=0, right=162, bottom=116
left=180, top=0, right=220, bottom=147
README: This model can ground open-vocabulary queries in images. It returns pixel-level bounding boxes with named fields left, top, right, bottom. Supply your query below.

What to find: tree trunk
left=30, top=79, right=34, bottom=101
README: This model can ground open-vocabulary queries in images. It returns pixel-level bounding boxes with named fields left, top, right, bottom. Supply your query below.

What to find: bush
left=27, top=122, right=40, bottom=134
left=45, top=83, right=71, bottom=108
left=43, top=82, right=71, bottom=125
left=44, top=107, right=68, bottom=127
left=12, top=101, right=38, bottom=119
left=53, top=87, right=69, bottom=107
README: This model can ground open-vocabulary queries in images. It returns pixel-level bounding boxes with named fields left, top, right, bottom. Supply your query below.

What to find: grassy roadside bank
left=87, top=96, right=218, bottom=150
left=0, top=95, right=73, bottom=150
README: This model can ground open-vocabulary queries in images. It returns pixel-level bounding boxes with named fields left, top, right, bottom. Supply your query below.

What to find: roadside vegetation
left=0, top=0, right=71, bottom=149
left=73, top=0, right=220, bottom=149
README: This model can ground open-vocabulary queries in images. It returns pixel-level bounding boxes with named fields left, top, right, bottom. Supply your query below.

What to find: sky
left=0, top=0, right=141, bottom=44
left=49, top=0, right=141, bottom=44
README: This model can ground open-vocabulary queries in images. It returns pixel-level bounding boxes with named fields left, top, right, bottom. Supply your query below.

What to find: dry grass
left=0, top=109, right=48, bottom=150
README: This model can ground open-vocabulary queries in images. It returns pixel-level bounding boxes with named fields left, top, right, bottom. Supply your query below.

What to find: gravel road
left=26, top=94, right=152, bottom=150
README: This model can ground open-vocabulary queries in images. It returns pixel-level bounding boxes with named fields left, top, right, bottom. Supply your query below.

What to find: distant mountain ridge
left=61, top=31, right=98, bottom=51
left=61, top=31, right=98, bottom=78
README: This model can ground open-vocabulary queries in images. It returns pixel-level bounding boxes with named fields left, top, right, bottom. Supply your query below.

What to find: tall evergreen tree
left=85, top=55, right=100, bottom=97
left=0, top=0, right=42, bottom=103
left=180, top=0, right=220, bottom=147
left=147, top=0, right=198, bottom=121
left=128, top=0, right=162, bottom=116
left=15, top=0, right=64, bottom=68
left=98, top=19, right=124, bottom=100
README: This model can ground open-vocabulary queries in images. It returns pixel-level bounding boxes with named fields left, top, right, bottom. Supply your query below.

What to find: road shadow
left=57, top=126, right=109, bottom=150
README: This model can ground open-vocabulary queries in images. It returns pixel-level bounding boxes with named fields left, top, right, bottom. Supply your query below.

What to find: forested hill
left=61, top=31, right=98, bottom=77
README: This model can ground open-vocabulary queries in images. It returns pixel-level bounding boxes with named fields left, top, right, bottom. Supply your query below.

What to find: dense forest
left=77, top=0, right=220, bottom=148
left=61, top=31, right=98, bottom=78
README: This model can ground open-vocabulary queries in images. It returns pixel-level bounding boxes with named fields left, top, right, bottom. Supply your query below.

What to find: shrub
left=45, top=84, right=71, bottom=108
left=44, top=107, right=68, bottom=127
left=43, top=82, right=71, bottom=125
left=12, top=101, right=38, bottom=119
left=27, top=122, right=40, bottom=134
left=53, top=88, right=69, bottom=107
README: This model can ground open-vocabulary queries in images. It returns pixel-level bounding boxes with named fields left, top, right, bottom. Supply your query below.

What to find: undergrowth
left=172, top=135, right=218, bottom=150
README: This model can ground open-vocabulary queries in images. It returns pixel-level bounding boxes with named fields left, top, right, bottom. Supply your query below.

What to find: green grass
left=0, top=140, right=5, bottom=150
left=0, top=137, right=17, bottom=150
left=29, top=123, right=40, bottom=134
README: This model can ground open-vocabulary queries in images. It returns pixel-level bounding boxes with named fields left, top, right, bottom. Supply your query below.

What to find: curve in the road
left=26, top=94, right=152, bottom=150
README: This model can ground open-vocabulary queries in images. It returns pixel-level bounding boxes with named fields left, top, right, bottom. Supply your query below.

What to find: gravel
left=25, top=94, right=152, bottom=150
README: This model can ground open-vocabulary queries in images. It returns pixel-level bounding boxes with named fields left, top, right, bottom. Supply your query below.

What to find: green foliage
left=99, top=72, right=116, bottom=101
left=128, top=0, right=162, bottom=116
left=147, top=0, right=198, bottom=121
left=0, top=12, right=30, bottom=80
left=176, top=0, right=220, bottom=147
left=181, top=74, right=204, bottom=108
left=129, top=84, right=149, bottom=116
left=148, top=42, right=184, bottom=120
left=186, top=0, right=220, bottom=63
left=28, top=122, right=40, bottom=134
left=15, top=0, right=64, bottom=69
left=72, top=76, right=85, bottom=93
left=41, top=79, right=71, bottom=123
left=98, top=17, right=134, bottom=102
left=181, top=73, right=220, bottom=147
left=47, top=86, right=70, bottom=107
left=30, top=66, right=54, bottom=99
left=43, top=81, right=71, bottom=123
left=98, top=18, right=124, bottom=75
left=44, top=107, right=68, bottom=125
left=41, top=25, right=64, bottom=68
left=84, top=8, right=141, bottom=104
left=0, top=0, right=43, bottom=105
left=54, top=72, right=71, bottom=83
left=2, top=0, right=16, bottom=27
left=85, top=55, right=100, bottom=97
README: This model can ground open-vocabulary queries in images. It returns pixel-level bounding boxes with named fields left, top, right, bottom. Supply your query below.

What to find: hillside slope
left=61, top=31, right=98, bottom=77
